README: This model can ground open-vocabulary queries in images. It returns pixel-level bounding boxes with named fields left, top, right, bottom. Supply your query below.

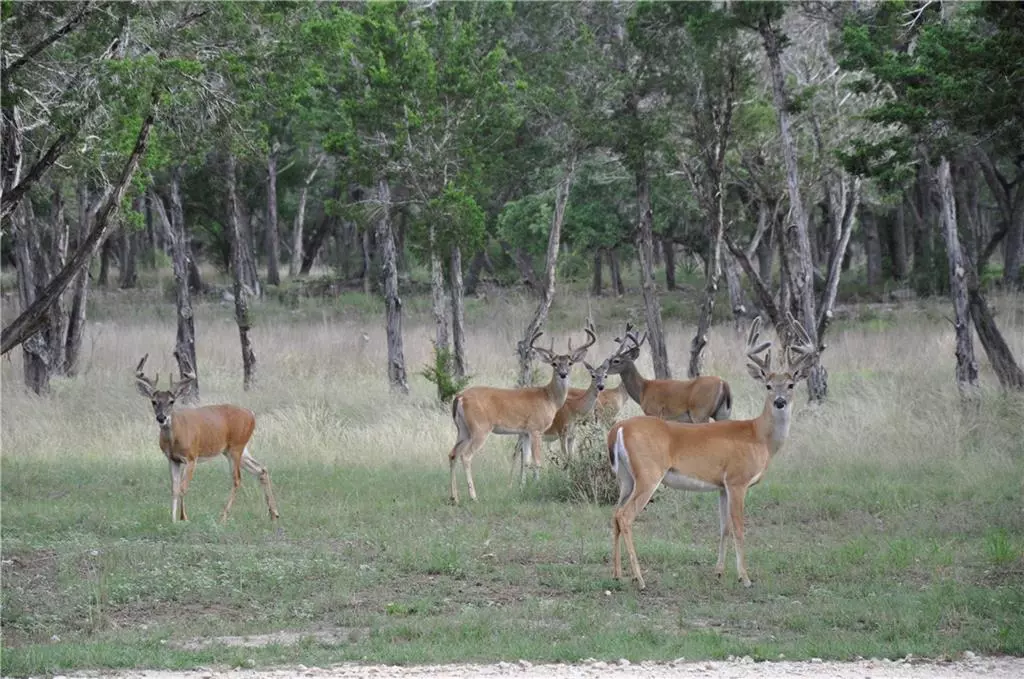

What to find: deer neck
left=754, top=398, right=792, bottom=456
left=578, top=379, right=602, bottom=413
left=544, top=371, right=571, bottom=408
left=618, top=363, right=647, bottom=405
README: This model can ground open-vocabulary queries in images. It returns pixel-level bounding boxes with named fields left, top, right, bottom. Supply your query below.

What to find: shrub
left=421, top=344, right=471, bottom=405
left=541, top=416, right=619, bottom=505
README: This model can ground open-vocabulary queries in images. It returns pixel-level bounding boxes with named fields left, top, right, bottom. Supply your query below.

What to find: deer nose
left=597, top=384, right=605, bottom=391
left=558, top=371, right=568, bottom=379
left=773, top=397, right=786, bottom=410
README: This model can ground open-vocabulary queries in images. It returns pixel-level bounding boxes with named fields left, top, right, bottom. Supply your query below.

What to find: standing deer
left=448, top=324, right=597, bottom=503
left=594, top=378, right=629, bottom=426
left=135, top=355, right=280, bottom=523
left=606, top=324, right=732, bottom=423
left=607, top=315, right=817, bottom=589
left=543, top=358, right=610, bottom=458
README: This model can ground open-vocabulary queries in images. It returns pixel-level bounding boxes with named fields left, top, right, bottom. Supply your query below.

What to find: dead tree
left=516, top=158, right=576, bottom=386
left=376, top=177, right=408, bottom=394
left=633, top=150, right=671, bottom=379
left=265, top=140, right=281, bottom=286
left=227, top=153, right=257, bottom=390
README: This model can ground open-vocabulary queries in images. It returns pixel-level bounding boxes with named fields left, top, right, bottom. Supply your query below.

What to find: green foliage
left=420, top=344, right=471, bottom=405
left=537, top=418, right=619, bottom=506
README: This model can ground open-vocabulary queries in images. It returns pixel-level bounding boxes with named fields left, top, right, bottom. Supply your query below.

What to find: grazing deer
left=543, top=358, right=611, bottom=458
left=606, top=324, right=732, bottom=423
left=449, top=324, right=597, bottom=503
left=135, top=355, right=280, bottom=523
left=608, top=315, right=817, bottom=590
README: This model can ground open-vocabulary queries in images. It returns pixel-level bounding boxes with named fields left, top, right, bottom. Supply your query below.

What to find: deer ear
left=746, top=363, right=767, bottom=382
left=135, top=378, right=154, bottom=398
left=583, top=360, right=594, bottom=372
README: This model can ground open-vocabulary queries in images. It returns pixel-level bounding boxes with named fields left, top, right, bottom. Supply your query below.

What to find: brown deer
left=135, top=355, right=279, bottom=523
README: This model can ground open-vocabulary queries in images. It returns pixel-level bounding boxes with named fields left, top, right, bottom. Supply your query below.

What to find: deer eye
left=765, top=384, right=772, bottom=391
left=168, top=399, right=175, bottom=405
left=788, top=383, right=795, bottom=390
left=151, top=400, right=157, bottom=405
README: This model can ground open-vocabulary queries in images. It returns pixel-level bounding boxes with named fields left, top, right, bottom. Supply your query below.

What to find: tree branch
left=2, top=2, right=97, bottom=81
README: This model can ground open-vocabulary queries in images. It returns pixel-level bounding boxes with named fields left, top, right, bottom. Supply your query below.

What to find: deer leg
left=715, top=489, right=729, bottom=579
left=616, top=480, right=660, bottom=590
left=517, top=434, right=530, bottom=487
left=169, top=460, right=185, bottom=522
left=529, top=431, right=542, bottom=482
left=241, top=447, right=280, bottom=520
left=220, top=450, right=243, bottom=522
left=455, top=430, right=487, bottom=502
left=612, top=512, right=623, bottom=580
left=727, top=485, right=752, bottom=587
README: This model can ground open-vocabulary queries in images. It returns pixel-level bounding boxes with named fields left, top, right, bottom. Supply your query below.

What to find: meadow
left=2, top=278, right=1023, bottom=676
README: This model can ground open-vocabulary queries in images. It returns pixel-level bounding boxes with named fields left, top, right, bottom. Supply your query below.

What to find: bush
left=421, top=344, right=471, bottom=405
left=539, top=417, right=619, bottom=505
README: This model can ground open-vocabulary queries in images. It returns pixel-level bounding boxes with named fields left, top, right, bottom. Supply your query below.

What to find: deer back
left=163, top=405, right=256, bottom=460
left=639, top=375, right=725, bottom=421
left=459, top=385, right=563, bottom=433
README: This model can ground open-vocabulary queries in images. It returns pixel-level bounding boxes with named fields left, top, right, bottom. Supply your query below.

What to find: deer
left=594, top=378, right=629, bottom=426
left=542, top=358, right=611, bottom=458
left=448, top=323, right=597, bottom=503
left=134, top=355, right=280, bottom=523
left=607, top=314, right=817, bottom=590
left=605, top=323, right=732, bottom=423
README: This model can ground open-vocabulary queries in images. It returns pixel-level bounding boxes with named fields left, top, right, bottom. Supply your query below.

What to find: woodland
left=2, top=0, right=1023, bottom=399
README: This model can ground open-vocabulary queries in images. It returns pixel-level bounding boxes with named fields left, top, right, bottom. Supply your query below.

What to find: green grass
left=2, top=287, right=1024, bottom=676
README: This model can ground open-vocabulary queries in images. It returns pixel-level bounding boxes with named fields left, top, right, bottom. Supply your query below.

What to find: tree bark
left=758, top=13, right=825, bottom=400
left=635, top=154, right=670, bottom=379
left=723, top=251, right=746, bottom=329
left=228, top=153, right=257, bottom=390
left=516, top=159, right=576, bottom=386
left=265, top=142, right=281, bottom=286
left=119, top=218, right=139, bottom=289
left=662, top=237, right=676, bottom=291
left=361, top=225, right=373, bottom=294
left=976, top=149, right=1024, bottom=289
left=1, top=91, right=158, bottom=355
left=450, top=245, right=467, bottom=379
left=936, top=156, right=979, bottom=398
left=64, top=183, right=91, bottom=376
left=159, top=170, right=200, bottom=403
left=97, top=234, right=114, bottom=287
left=429, top=225, right=450, bottom=353
left=289, top=152, right=324, bottom=278
left=375, top=177, right=408, bottom=394
left=862, top=204, right=882, bottom=287
left=591, top=248, right=604, bottom=296
left=817, top=176, right=862, bottom=342
left=609, top=248, right=625, bottom=296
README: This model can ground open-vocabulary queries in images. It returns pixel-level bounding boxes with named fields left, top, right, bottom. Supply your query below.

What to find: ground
left=55, top=656, right=1024, bottom=679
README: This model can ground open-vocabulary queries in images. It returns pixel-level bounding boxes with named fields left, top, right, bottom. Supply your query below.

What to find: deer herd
left=134, top=314, right=818, bottom=592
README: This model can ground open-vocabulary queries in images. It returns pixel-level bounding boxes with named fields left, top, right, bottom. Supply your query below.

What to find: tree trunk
left=507, top=243, right=539, bottom=294
left=609, top=248, right=625, bottom=296
left=97, top=234, right=114, bottom=287
left=591, top=248, right=604, bottom=296
left=119, top=219, right=139, bottom=289
left=862, top=204, right=882, bottom=287
left=265, top=142, right=281, bottom=286
left=450, top=244, right=467, bottom=379
left=1, top=91, right=158, bottom=356
left=227, top=153, right=257, bottom=390
left=361, top=225, right=373, bottom=294
left=64, top=183, right=91, bottom=376
left=516, top=159, right=576, bottom=386
left=723, top=251, right=746, bottom=329
left=936, top=156, right=979, bottom=397
left=12, top=203, right=51, bottom=394
left=430, top=225, right=450, bottom=353
left=688, top=168, right=725, bottom=378
left=635, top=155, right=670, bottom=379
left=301, top=212, right=331, bottom=276
left=464, top=248, right=487, bottom=296
left=167, top=171, right=199, bottom=401
left=375, top=177, right=408, bottom=394
left=758, top=14, right=825, bottom=400
left=662, top=237, right=676, bottom=291
left=289, top=153, right=324, bottom=278
left=817, top=176, right=862, bottom=342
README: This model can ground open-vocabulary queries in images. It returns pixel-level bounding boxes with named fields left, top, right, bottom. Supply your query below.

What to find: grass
left=2, top=283, right=1024, bottom=676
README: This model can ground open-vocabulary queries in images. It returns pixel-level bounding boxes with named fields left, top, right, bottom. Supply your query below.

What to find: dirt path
left=73, top=655, right=1024, bottom=679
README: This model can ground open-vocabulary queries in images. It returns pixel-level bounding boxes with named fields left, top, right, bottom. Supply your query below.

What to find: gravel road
left=59, top=655, right=1024, bottom=679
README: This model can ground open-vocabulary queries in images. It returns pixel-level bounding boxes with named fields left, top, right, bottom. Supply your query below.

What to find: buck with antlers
left=606, top=324, right=732, bottom=423
left=543, top=358, right=610, bottom=458
left=135, top=355, right=280, bottom=523
left=448, top=323, right=597, bottom=503
left=608, top=314, right=817, bottom=590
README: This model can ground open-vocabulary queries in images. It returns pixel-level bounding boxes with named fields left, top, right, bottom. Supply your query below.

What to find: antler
left=784, top=312, right=817, bottom=374
left=135, top=354, right=159, bottom=389
left=526, top=328, right=553, bottom=362
left=569, top=319, right=597, bottom=362
left=745, top=316, right=773, bottom=372
left=611, top=322, right=647, bottom=361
